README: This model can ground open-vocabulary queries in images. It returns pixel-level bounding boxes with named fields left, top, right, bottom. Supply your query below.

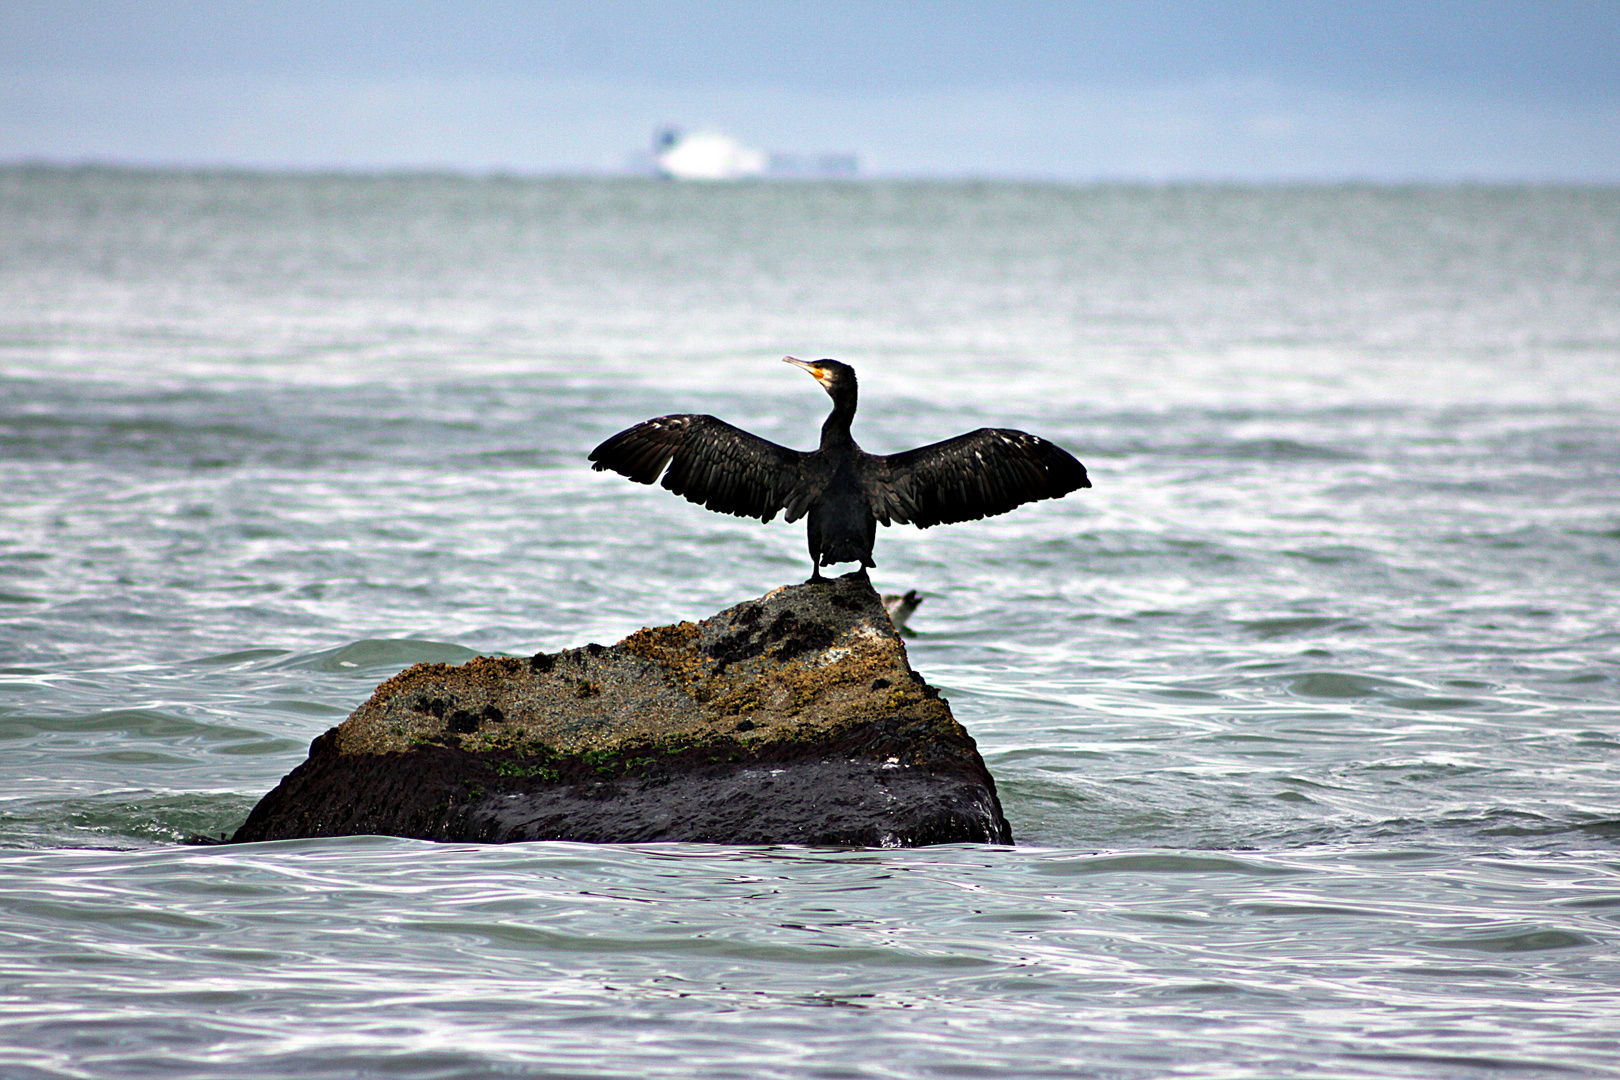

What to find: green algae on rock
left=231, top=573, right=1012, bottom=847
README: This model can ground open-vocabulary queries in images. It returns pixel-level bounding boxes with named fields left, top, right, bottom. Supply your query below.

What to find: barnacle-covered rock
left=231, top=573, right=1011, bottom=847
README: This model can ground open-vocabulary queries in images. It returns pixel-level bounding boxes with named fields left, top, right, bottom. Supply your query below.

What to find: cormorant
left=589, top=357, right=1090, bottom=580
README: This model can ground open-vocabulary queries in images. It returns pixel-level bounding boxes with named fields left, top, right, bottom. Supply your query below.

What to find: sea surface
left=2, top=167, right=1618, bottom=1078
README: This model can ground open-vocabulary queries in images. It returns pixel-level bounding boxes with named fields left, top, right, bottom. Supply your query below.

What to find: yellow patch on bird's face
left=784, top=355, right=835, bottom=388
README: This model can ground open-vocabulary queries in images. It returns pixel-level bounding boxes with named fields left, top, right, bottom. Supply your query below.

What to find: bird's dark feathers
left=862, top=428, right=1090, bottom=528
left=588, top=414, right=823, bottom=524
left=589, top=361, right=1089, bottom=574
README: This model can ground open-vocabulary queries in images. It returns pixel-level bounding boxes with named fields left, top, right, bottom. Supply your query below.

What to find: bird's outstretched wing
left=862, top=428, right=1089, bottom=528
left=589, top=414, right=820, bottom=523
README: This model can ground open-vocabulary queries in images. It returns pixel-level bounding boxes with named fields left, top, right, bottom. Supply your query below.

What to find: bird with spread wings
left=590, top=357, right=1089, bottom=580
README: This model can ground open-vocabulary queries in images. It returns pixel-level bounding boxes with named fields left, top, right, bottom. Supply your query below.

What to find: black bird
left=589, top=357, right=1090, bottom=580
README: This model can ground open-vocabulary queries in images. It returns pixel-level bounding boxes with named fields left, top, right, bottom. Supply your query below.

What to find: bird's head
left=783, top=356, right=856, bottom=399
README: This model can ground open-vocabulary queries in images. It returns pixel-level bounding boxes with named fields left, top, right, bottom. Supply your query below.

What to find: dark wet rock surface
left=232, top=574, right=1011, bottom=846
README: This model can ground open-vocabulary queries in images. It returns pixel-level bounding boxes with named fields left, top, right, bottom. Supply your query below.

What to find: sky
left=3, top=0, right=1619, bottom=181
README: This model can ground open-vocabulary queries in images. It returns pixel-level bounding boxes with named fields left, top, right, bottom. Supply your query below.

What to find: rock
left=230, top=573, right=1012, bottom=847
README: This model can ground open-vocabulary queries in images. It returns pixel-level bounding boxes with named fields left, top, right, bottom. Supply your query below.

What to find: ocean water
left=1, top=167, right=1618, bottom=1078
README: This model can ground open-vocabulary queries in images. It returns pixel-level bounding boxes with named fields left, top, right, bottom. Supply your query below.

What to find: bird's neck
left=819, top=389, right=857, bottom=450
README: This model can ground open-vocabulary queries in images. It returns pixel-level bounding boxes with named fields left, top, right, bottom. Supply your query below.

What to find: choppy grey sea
left=2, top=167, right=1618, bottom=1078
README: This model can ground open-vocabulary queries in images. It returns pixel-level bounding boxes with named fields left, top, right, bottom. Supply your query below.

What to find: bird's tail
left=819, top=539, right=874, bottom=568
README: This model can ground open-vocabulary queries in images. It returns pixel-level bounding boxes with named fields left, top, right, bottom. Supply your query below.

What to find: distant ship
left=648, top=127, right=859, bottom=181
left=654, top=128, right=766, bottom=181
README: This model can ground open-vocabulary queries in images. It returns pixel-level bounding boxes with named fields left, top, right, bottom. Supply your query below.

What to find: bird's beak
left=783, top=356, right=831, bottom=387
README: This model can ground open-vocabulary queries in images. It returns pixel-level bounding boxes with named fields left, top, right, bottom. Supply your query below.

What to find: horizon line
left=6, top=157, right=1619, bottom=188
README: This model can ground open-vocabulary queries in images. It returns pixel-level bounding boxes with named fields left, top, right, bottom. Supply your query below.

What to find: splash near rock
left=232, top=574, right=1012, bottom=847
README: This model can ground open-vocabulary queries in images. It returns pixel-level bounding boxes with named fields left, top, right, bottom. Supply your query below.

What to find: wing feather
left=590, top=414, right=817, bottom=523
left=862, top=428, right=1089, bottom=528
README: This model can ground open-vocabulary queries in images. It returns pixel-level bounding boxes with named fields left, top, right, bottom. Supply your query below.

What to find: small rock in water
left=231, top=573, right=1010, bottom=847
